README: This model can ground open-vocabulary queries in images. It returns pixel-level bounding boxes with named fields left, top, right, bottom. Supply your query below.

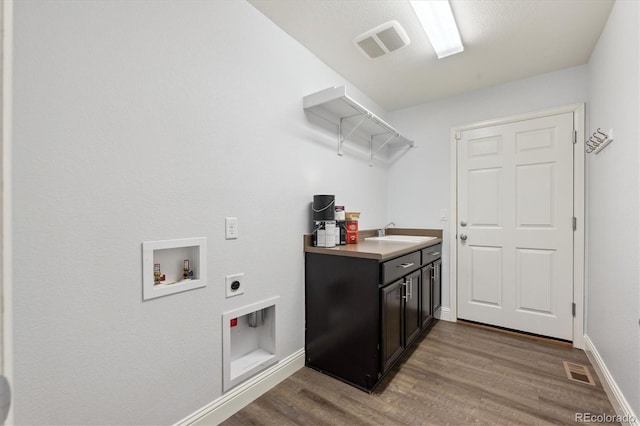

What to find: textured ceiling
left=248, top=0, right=615, bottom=111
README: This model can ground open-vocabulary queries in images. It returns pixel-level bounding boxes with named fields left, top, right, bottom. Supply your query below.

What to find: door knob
left=460, top=234, right=468, bottom=241
left=460, top=220, right=467, bottom=227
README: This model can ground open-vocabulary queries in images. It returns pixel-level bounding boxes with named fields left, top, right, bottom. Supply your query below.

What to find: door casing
left=448, top=104, right=585, bottom=349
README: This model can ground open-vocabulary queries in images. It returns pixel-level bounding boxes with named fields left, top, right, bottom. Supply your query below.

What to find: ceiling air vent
left=353, top=20, right=410, bottom=59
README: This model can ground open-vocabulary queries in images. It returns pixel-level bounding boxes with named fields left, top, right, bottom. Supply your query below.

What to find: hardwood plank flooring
left=223, top=321, right=616, bottom=425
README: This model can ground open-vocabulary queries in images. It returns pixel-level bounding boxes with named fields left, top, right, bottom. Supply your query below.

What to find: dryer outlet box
left=226, top=273, right=244, bottom=298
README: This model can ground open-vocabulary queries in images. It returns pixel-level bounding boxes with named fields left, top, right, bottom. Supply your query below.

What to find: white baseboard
left=435, top=306, right=453, bottom=322
left=584, top=335, right=638, bottom=426
left=176, top=348, right=305, bottom=426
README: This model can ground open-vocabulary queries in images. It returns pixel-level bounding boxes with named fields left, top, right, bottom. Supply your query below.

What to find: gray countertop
left=303, top=228, right=442, bottom=261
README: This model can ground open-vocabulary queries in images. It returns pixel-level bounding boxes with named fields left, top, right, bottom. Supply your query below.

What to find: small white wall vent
left=353, top=20, right=410, bottom=59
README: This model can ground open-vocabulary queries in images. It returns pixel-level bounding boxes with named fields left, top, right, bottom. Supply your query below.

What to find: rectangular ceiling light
left=410, top=0, right=464, bottom=59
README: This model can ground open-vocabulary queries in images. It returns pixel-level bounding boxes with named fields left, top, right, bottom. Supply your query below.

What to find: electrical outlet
left=225, top=273, right=244, bottom=298
left=225, top=217, right=238, bottom=239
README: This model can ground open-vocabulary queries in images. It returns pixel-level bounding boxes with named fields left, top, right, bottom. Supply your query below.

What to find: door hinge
left=572, top=303, right=576, bottom=317
left=572, top=130, right=577, bottom=144
left=572, top=217, right=577, bottom=231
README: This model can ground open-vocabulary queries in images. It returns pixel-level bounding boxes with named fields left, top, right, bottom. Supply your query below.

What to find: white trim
left=434, top=306, right=453, bottom=322
left=175, top=348, right=305, bottom=426
left=448, top=103, right=586, bottom=348
left=584, top=335, right=639, bottom=426
left=572, top=104, right=586, bottom=350
left=450, top=103, right=586, bottom=133
left=2, top=1, right=13, bottom=424
left=448, top=127, right=458, bottom=324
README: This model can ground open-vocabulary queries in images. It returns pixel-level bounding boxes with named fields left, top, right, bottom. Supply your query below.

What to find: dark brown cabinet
left=380, top=269, right=421, bottom=373
left=432, top=259, right=442, bottom=312
left=304, top=254, right=380, bottom=391
left=405, top=270, right=422, bottom=346
left=305, top=242, right=441, bottom=392
left=420, top=245, right=442, bottom=329
left=421, top=265, right=433, bottom=328
left=381, top=279, right=404, bottom=372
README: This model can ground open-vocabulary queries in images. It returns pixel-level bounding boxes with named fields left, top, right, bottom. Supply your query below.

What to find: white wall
left=13, top=0, right=638, bottom=423
left=386, top=66, right=589, bottom=311
left=586, top=0, right=639, bottom=417
left=12, top=1, right=389, bottom=424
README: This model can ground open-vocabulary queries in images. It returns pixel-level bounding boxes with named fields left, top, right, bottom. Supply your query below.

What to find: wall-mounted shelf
left=142, top=237, right=207, bottom=301
left=303, top=86, right=415, bottom=164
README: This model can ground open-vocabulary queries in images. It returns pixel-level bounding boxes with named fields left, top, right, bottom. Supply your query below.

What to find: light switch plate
left=225, top=217, right=238, bottom=239
left=440, top=209, right=448, bottom=221
left=225, top=273, right=244, bottom=298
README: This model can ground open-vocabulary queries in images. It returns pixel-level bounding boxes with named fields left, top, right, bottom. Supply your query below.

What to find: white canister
left=323, top=221, right=336, bottom=247
left=314, top=221, right=336, bottom=247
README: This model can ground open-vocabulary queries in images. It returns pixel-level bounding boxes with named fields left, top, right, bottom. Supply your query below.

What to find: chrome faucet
left=378, top=222, right=396, bottom=237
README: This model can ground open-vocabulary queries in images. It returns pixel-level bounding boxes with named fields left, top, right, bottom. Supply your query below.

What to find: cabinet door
left=433, top=259, right=442, bottom=313
left=381, top=279, right=404, bottom=373
left=421, top=265, right=433, bottom=328
left=405, top=270, right=421, bottom=345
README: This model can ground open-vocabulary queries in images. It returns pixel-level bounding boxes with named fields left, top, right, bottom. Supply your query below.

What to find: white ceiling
left=248, top=0, right=615, bottom=111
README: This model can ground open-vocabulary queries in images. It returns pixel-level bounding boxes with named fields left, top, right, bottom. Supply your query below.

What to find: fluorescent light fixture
left=410, top=0, right=464, bottom=59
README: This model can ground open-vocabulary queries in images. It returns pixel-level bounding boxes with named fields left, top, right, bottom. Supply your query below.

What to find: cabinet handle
left=426, top=251, right=440, bottom=256
left=411, top=278, right=414, bottom=299
left=402, top=282, right=408, bottom=300
left=397, top=262, right=415, bottom=269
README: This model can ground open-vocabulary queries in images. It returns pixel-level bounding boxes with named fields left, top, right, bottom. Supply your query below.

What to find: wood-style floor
left=223, top=321, right=617, bottom=425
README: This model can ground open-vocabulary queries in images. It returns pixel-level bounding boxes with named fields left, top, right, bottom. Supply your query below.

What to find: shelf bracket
left=339, top=115, right=369, bottom=156
left=373, top=133, right=399, bottom=156
left=369, top=133, right=397, bottom=166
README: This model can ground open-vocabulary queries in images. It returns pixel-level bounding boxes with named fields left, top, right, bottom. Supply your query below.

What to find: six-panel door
left=456, top=112, right=575, bottom=340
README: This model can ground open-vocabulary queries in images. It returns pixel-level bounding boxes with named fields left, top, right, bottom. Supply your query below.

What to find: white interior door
left=456, top=112, right=575, bottom=341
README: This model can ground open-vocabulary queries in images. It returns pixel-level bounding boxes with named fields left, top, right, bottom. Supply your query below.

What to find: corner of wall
left=584, top=335, right=639, bottom=426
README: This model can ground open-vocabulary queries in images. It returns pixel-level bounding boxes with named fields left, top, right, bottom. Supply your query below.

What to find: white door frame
left=448, top=104, right=585, bottom=349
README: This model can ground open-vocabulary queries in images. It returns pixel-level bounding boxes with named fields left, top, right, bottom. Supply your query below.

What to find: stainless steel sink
left=364, top=235, right=437, bottom=243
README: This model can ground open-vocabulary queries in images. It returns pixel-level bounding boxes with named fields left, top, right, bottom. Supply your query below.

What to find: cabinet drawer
left=381, top=251, right=421, bottom=284
left=421, top=244, right=442, bottom=265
